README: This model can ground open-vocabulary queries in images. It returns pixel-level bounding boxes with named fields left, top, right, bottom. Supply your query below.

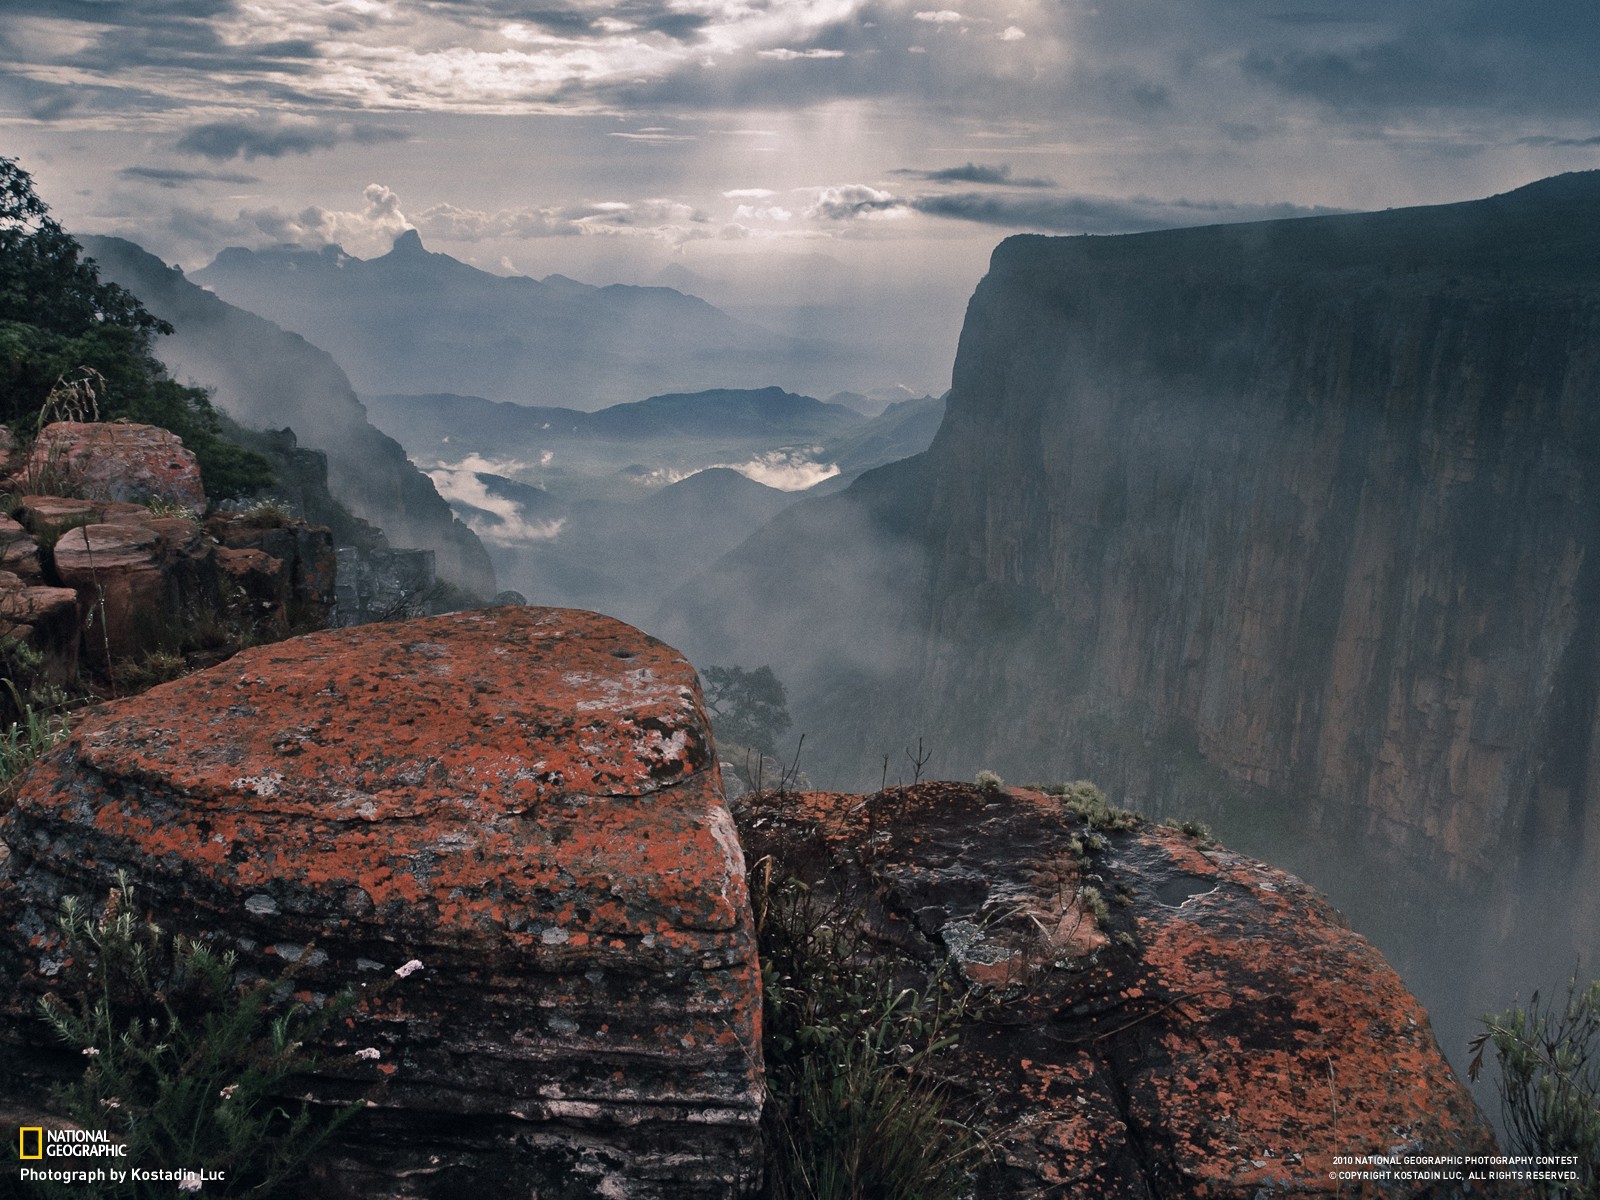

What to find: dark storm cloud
left=1, top=0, right=234, bottom=22
left=1516, top=134, right=1600, bottom=149
left=119, top=165, right=260, bottom=186
left=421, top=1, right=709, bottom=40
left=1241, top=42, right=1496, bottom=111
left=1240, top=1, right=1600, bottom=119
left=26, top=90, right=80, bottom=120
left=906, top=191, right=1346, bottom=234
left=894, top=164, right=1056, bottom=188
left=176, top=119, right=411, bottom=160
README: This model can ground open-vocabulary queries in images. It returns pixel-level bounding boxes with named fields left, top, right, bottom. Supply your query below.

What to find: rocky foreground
left=1, top=607, right=1499, bottom=1197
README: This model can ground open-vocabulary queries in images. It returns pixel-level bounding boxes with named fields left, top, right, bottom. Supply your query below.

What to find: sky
left=4, top=0, right=1600, bottom=394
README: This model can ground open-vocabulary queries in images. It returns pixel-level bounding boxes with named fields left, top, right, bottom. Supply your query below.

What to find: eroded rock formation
left=0, top=607, right=764, bottom=1199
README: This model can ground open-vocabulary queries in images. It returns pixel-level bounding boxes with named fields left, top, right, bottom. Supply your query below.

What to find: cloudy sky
left=4, top=0, right=1599, bottom=391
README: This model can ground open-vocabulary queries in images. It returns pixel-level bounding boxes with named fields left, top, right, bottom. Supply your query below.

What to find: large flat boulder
left=0, top=607, right=762, bottom=1198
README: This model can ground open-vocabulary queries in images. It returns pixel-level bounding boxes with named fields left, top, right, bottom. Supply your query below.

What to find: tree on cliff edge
left=703, top=664, right=793, bottom=759
left=0, top=156, right=270, bottom=497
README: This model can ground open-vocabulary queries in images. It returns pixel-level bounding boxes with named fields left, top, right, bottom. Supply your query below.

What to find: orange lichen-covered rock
left=0, top=607, right=762, bottom=1199
left=12, top=421, right=206, bottom=510
left=739, top=784, right=1501, bottom=1199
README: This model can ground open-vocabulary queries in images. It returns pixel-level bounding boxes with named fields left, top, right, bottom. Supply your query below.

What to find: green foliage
left=973, top=769, right=1004, bottom=793
left=1162, top=817, right=1216, bottom=846
left=752, top=856, right=982, bottom=1200
left=1046, top=780, right=1142, bottom=833
left=142, top=497, right=200, bottom=521
left=235, top=498, right=295, bottom=529
left=0, top=681, right=68, bottom=805
left=0, top=157, right=272, bottom=499
left=33, top=876, right=402, bottom=1199
left=1470, top=976, right=1600, bottom=1198
left=703, top=664, right=793, bottom=759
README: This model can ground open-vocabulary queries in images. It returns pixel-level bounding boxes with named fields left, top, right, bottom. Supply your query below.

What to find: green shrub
left=974, top=769, right=1004, bottom=793
left=1162, top=817, right=1216, bottom=846
left=1470, top=975, right=1600, bottom=1199
left=752, top=857, right=983, bottom=1200
left=0, top=157, right=274, bottom=500
left=34, top=876, right=408, bottom=1198
left=1047, top=780, right=1141, bottom=832
left=235, top=498, right=295, bottom=529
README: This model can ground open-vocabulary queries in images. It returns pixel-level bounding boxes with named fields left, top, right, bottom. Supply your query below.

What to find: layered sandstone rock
left=739, top=783, right=1501, bottom=1198
left=12, top=421, right=206, bottom=511
left=3, top=493, right=335, bottom=672
left=0, top=607, right=763, bottom=1199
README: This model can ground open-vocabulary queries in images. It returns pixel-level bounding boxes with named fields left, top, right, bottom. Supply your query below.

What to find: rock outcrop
left=0, top=607, right=764, bottom=1199
left=0, top=604, right=1509, bottom=1196
left=12, top=422, right=206, bottom=512
left=738, top=782, right=1501, bottom=1198
left=2, top=491, right=334, bottom=677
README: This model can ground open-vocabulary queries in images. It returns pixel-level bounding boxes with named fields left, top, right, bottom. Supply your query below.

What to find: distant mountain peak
left=389, top=228, right=425, bottom=255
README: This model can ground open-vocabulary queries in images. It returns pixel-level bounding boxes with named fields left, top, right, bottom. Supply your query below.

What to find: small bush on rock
left=1048, top=780, right=1142, bottom=833
left=1471, top=976, right=1600, bottom=1198
left=35, top=876, right=408, bottom=1198
left=751, top=855, right=983, bottom=1200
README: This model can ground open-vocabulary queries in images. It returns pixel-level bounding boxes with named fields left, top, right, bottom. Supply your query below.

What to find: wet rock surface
left=0, top=606, right=762, bottom=1199
left=738, top=782, right=1501, bottom=1198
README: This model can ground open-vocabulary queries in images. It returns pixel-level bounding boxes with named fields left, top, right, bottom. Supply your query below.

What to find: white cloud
left=708, top=449, right=839, bottom=491
left=722, top=188, right=778, bottom=198
left=757, top=48, right=848, bottom=60
left=805, top=183, right=903, bottom=220
left=11, top=0, right=869, bottom=116
left=425, top=456, right=566, bottom=546
left=733, top=204, right=794, bottom=220
left=914, top=11, right=964, bottom=23
left=241, top=183, right=412, bottom=257
left=411, top=195, right=710, bottom=243
left=999, top=26, right=1027, bottom=41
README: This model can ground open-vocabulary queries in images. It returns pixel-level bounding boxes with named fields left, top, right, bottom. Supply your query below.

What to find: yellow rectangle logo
left=18, top=1127, right=43, bottom=1159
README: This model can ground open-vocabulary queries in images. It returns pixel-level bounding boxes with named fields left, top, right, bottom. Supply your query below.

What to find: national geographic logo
left=12, top=1126, right=127, bottom=1159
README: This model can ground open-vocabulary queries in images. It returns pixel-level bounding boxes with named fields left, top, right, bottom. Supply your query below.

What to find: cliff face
left=660, top=172, right=1600, bottom=1047
left=919, top=175, right=1600, bottom=891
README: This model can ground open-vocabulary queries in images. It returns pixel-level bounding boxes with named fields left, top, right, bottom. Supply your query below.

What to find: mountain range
left=191, top=231, right=871, bottom=409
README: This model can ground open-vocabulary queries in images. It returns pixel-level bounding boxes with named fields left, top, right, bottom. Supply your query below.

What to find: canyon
left=661, top=171, right=1600, bottom=1067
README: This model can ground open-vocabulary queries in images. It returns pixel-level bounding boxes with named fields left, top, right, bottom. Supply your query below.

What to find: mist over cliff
left=659, top=171, right=1600, bottom=1079
left=80, top=236, right=496, bottom=596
